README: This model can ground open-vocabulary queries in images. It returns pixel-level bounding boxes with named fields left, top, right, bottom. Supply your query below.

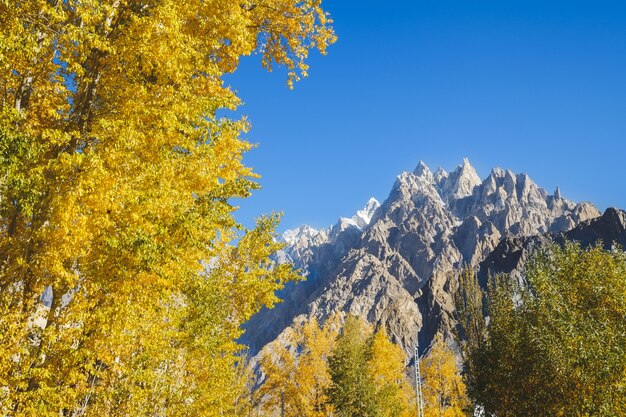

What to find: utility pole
left=415, top=336, right=425, bottom=417
left=281, top=390, right=285, bottom=417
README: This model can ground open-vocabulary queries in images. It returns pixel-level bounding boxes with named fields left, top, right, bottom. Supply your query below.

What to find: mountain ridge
left=478, top=206, right=626, bottom=286
left=242, top=159, right=602, bottom=356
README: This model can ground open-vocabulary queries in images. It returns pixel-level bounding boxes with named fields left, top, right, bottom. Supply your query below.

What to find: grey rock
left=478, top=207, right=626, bottom=285
left=242, top=160, right=602, bottom=357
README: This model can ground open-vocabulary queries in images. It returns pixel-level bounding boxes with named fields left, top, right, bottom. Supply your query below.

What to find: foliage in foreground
left=327, top=316, right=414, bottom=417
left=0, top=1, right=335, bottom=415
left=258, top=315, right=414, bottom=417
left=422, top=335, right=470, bottom=417
left=257, top=315, right=468, bottom=417
left=256, top=315, right=340, bottom=417
left=456, top=243, right=626, bottom=417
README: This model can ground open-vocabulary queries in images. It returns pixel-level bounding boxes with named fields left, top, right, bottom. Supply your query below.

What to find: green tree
left=453, top=267, right=487, bottom=404
left=0, top=1, right=335, bottom=415
left=327, top=316, right=376, bottom=417
left=259, top=315, right=414, bottom=417
left=458, top=243, right=626, bottom=417
left=328, top=316, right=414, bottom=417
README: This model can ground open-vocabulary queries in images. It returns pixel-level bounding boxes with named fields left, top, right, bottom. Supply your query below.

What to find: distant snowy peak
left=413, top=160, right=434, bottom=180
left=282, top=198, right=380, bottom=246
left=411, top=158, right=481, bottom=202
left=244, top=157, right=605, bottom=358
left=351, top=197, right=381, bottom=229
left=394, top=159, right=482, bottom=206
left=282, top=225, right=326, bottom=245
left=434, top=167, right=449, bottom=184
left=336, top=198, right=380, bottom=233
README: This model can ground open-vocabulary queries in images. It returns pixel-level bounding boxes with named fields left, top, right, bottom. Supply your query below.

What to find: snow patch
left=282, top=225, right=323, bottom=244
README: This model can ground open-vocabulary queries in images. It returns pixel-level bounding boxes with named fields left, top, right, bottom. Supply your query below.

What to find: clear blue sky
left=226, top=0, right=626, bottom=233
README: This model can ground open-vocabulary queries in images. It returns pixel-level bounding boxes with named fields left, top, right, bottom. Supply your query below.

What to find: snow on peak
left=282, top=225, right=323, bottom=244
left=339, top=197, right=381, bottom=230
left=434, top=167, right=449, bottom=184
left=283, top=199, right=381, bottom=248
left=354, top=198, right=380, bottom=228
left=457, top=158, right=479, bottom=178
left=490, top=167, right=506, bottom=178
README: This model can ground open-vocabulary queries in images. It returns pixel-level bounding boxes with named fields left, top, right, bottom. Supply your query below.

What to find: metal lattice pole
left=415, top=338, right=425, bottom=417
left=281, top=391, right=285, bottom=417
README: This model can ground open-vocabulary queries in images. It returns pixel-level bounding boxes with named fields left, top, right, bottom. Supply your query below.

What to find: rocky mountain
left=478, top=207, right=626, bottom=286
left=242, top=159, right=601, bottom=356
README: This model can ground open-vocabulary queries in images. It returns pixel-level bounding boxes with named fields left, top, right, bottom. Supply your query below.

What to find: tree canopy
left=327, top=315, right=414, bottom=417
left=257, top=315, right=340, bottom=417
left=421, top=335, right=469, bottom=417
left=257, top=315, right=416, bottom=417
left=0, top=1, right=335, bottom=415
left=457, top=243, right=626, bottom=417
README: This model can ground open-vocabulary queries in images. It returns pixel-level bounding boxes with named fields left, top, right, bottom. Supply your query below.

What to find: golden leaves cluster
left=0, top=0, right=335, bottom=415
left=257, top=315, right=340, bottom=417
left=257, top=315, right=416, bottom=417
left=421, top=335, right=470, bottom=417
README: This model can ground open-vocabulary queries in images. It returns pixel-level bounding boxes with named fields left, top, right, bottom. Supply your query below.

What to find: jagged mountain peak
left=245, top=159, right=605, bottom=358
left=282, top=198, right=381, bottom=246
left=354, top=197, right=381, bottom=226
left=455, top=157, right=476, bottom=174
left=438, top=158, right=482, bottom=202
left=488, top=166, right=512, bottom=179
left=414, top=160, right=432, bottom=178
left=387, top=159, right=597, bottom=236
left=434, top=167, right=449, bottom=184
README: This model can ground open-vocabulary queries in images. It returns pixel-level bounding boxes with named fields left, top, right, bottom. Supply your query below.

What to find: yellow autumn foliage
left=368, top=328, right=415, bottom=417
left=0, top=1, right=335, bottom=415
left=421, top=335, right=470, bottom=417
left=258, top=315, right=419, bottom=416
left=257, top=314, right=340, bottom=417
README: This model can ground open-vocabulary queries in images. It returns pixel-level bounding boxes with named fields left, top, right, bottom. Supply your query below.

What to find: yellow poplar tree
left=421, top=335, right=470, bottom=417
left=0, top=1, right=335, bottom=416
left=257, top=314, right=340, bottom=417
left=368, top=328, right=415, bottom=417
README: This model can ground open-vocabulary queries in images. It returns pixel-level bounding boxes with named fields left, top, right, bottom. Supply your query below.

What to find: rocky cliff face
left=478, top=207, right=626, bottom=286
left=242, top=159, right=601, bottom=355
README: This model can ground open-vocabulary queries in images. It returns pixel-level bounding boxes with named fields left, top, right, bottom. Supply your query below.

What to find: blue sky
left=226, top=0, right=626, bottom=233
